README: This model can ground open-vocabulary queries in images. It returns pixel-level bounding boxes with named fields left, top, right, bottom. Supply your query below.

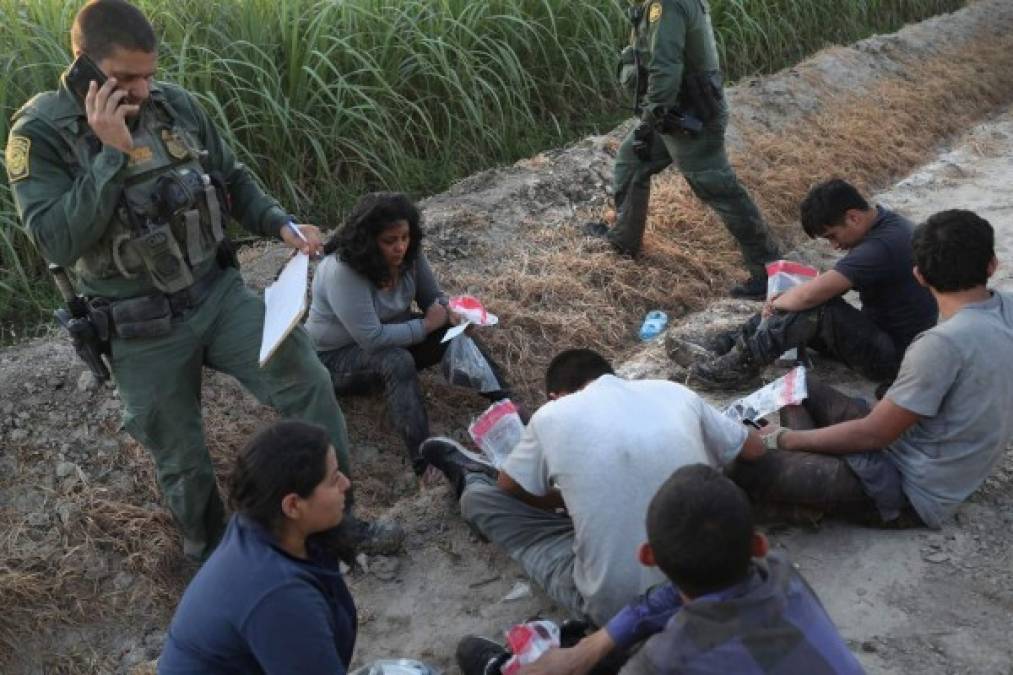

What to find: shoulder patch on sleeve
left=648, top=1, right=663, bottom=23
left=5, top=134, right=31, bottom=183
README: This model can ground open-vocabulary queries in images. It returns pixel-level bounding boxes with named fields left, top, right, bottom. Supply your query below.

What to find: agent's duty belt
left=99, top=264, right=228, bottom=340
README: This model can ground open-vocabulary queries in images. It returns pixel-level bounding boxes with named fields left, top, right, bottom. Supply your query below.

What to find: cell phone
left=66, top=53, right=109, bottom=102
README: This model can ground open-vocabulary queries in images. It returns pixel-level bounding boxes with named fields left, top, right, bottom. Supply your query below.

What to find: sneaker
left=728, top=275, right=767, bottom=300
left=420, top=436, right=498, bottom=498
left=689, top=344, right=761, bottom=389
left=322, top=513, right=405, bottom=564
left=456, top=635, right=510, bottom=675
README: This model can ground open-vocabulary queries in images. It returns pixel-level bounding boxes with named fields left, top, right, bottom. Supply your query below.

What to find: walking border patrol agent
left=5, top=0, right=400, bottom=561
left=586, top=0, right=781, bottom=299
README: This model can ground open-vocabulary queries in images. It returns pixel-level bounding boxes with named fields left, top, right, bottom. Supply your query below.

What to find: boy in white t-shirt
left=422, top=349, right=765, bottom=626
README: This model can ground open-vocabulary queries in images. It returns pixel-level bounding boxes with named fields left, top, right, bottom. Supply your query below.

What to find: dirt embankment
left=2, top=1, right=1013, bottom=672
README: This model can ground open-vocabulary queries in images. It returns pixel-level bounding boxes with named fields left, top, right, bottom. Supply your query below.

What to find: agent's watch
left=763, top=428, right=789, bottom=451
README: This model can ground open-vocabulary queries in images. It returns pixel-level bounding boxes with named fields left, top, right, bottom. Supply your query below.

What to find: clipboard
left=259, top=252, right=309, bottom=366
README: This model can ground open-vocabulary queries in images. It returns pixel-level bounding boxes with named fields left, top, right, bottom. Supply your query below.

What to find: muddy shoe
left=700, top=328, right=739, bottom=356
left=729, top=275, right=767, bottom=301
left=665, top=334, right=717, bottom=368
left=456, top=635, right=510, bottom=675
left=689, top=344, right=761, bottom=389
left=321, top=513, right=405, bottom=564
left=421, top=436, right=497, bottom=498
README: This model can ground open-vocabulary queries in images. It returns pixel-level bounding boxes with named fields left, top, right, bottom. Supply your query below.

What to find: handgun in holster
left=50, top=264, right=111, bottom=382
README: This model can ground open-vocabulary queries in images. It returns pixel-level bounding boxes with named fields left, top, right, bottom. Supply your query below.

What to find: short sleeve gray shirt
left=885, top=291, right=1013, bottom=527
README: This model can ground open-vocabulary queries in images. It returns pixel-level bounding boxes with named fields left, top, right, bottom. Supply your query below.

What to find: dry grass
left=444, top=32, right=1013, bottom=404
left=4, top=18, right=1013, bottom=673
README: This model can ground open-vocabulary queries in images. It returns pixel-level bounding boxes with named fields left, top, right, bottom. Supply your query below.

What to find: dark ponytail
left=227, top=420, right=331, bottom=531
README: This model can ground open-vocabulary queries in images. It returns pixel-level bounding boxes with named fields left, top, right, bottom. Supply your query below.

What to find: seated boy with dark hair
left=730, top=209, right=1013, bottom=529
left=683, top=179, right=936, bottom=391
left=457, top=464, right=863, bottom=675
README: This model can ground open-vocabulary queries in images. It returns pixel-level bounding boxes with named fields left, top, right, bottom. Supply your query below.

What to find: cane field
left=0, top=0, right=964, bottom=338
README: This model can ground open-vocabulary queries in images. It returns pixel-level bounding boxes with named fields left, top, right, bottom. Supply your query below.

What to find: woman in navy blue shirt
left=159, top=420, right=357, bottom=674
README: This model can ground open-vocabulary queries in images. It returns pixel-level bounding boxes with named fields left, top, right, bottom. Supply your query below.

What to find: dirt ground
left=2, top=2, right=1013, bottom=672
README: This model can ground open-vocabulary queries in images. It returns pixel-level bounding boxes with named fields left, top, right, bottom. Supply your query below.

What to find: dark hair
left=227, top=420, right=331, bottom=531
left=646, top=464, right=753, bottom=598
left=799, top=179, right=869, bottom=238
left=544, top=348, right=614, bottom=395
left=912, top=209, right=995, bottom=292
left=71, top=0, right=157, bottom=61
left=323, top=192, right=422, bottom=287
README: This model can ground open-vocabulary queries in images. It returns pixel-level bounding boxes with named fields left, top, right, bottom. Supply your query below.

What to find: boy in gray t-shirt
left=730, top=209, right=1013, bottom=528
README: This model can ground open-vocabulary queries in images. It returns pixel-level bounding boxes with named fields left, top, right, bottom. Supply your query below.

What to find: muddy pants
left=111, top=269, right=350, bottom=561
left=742, top=298, right=901, bottom=383
left=728, top=379, right=920, bottom=526
left=608, top=111, right=779, bottom=278
left=460, top=474, right=590, bottom=621
left=318, top=327, right=510, bottom=474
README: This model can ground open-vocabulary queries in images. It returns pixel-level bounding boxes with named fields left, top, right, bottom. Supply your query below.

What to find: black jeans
left=728, top=380, right=920, bottom=527
left=317, top=325, right=509, bottom=474
left=741, top=298, right=900, bottom=383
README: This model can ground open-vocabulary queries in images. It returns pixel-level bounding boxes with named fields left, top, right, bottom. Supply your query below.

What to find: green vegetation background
left=0, top=0, right=964, bottom=338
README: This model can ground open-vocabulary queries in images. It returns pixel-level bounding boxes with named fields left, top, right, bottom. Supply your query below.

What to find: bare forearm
left=781, top=420, right=887, bottom=455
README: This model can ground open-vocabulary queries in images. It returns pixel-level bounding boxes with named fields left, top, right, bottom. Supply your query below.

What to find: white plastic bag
left=724, top=366, right=808, bottom=423
left=441, top=334, right=500, bottom=393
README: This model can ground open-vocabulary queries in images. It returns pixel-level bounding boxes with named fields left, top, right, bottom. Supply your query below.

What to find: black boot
left=689, top=339, right=762, bottom=390
left=318, top=488, right=405, bottom=565
left=728, top=275, right=767, bottom=301
left=456, top=636, right=510, bottom=675
left=420, top=436, right=498, bottom=499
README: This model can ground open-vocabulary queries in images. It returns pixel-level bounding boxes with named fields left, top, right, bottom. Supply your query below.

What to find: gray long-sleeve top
left=306, top=253, right=446, bottom=353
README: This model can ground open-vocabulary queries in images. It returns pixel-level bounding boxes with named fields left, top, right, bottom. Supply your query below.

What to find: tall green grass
left=0, top=0, right=966, bottom=335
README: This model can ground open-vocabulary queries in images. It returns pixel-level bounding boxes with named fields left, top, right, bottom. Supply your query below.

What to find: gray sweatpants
left=460, top=474, right=589, bottom=621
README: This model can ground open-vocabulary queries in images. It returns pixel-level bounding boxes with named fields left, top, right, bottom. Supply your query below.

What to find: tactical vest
left=14, top=86, right=224, bottom=296
left=620, top=0, right=722, bottom=110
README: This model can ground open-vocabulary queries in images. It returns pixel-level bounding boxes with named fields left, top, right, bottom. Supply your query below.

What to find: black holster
left=55, top=301, right=111, bottom=382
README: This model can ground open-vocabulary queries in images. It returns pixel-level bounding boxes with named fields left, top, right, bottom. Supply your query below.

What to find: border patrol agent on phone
left=4, top=0, right=401, bottom=562
left=586, top=0, right=781, bottom=299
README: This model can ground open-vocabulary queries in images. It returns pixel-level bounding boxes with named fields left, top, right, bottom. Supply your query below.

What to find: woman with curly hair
left=306, top=192, right=510, bottom=475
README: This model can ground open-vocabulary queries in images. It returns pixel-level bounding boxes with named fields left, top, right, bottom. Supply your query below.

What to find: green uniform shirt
left=6, top=77, right=290, bottom=299
left=630, top=0, right=721, bottom=119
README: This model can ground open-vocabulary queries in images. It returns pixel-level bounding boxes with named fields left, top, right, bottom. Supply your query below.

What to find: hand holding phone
left=67, top=54, right=138, bottom=153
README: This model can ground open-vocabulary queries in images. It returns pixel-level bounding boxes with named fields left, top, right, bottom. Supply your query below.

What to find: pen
left=285, top=220, right=309, bottom=245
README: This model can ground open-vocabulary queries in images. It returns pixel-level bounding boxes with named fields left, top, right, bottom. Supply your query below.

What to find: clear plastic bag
left=441, top=334, right=500, bottom=393
left=724, top=366, right=808, bottom=423
left=501, top=621, right=560, bottom=675
left=466, top=399, right=524, bottom=468
left=349, top=659, right=440, bottom=675
left=765, top=260, right=819, bottom=300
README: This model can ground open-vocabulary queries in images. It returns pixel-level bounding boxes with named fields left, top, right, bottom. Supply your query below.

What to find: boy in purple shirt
left=457, top=465, right=863, bottom=675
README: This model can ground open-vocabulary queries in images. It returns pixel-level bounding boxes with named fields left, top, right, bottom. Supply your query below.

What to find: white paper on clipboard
left=259, top=252, right=309, bottom=367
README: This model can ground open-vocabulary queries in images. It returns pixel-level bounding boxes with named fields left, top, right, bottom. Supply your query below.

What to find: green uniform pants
left=109, top=268, right=349, bottom=560
left=608, top=113, right=779, bottom=278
